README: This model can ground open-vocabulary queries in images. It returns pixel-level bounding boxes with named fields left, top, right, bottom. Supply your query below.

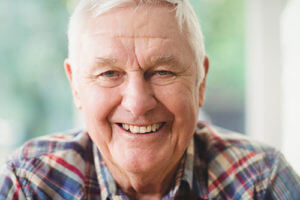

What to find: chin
left=112, top=146, right=170, bottom=174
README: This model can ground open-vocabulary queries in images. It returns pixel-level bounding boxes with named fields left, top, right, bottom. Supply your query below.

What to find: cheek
left=155, top=83, right=199, bottom=123
left=81, top=86, right=118, bottom=118
left=79, top=86, right=121, bottom=143
left=153, top=83, right=199, bottom=151
left=155, top=84, right=198, bottom=155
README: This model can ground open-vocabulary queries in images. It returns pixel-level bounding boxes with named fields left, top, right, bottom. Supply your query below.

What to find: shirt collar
left=93, top=144, right=118, bottom=200
left=182, top=138, right=195, bottom=187
left=164, top=138, right=194, bottom=199
left=172, top=124, right=210, bottom=199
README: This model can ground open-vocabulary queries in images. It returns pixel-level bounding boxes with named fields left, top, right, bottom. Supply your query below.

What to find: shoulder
left=8, top=129, right=92, bottom=164
left=195, top=122, right=279, bottom=167
left=1, top=129, right=94, bottom=199
left=194, top=122, right=300, bottom=199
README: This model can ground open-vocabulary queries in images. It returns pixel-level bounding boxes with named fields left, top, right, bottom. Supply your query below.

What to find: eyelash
left=94, top=69, right=176, bottom=86
left=102, top=70, right=118, bottom=76
left=99, top=70, right=175, bottom=77
left=154, top=70, right=175, bottom=76
left=99, top=70, right=122, bottom=79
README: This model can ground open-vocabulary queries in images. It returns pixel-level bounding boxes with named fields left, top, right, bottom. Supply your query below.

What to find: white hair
left=68, top=0, right=206, bottom=84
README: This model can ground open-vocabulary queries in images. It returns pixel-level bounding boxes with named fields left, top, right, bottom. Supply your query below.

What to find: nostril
left=121, top=78, right=157, bottom=116
left=121, top=96, right=157, bottom=117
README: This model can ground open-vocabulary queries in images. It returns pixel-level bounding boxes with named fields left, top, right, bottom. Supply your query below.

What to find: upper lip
left=116, top=122, right=164, bottom=126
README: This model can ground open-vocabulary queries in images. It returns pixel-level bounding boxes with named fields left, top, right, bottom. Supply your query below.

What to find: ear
left=198, top=56, right=209, bottom=107
left=64, top=59, right=82, bottom=110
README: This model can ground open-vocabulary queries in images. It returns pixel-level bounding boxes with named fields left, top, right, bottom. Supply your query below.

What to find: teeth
left=123, top=124, right=129, bottom=130
left=129, top=125, right=134, bottom=133
left=140, top=127, right=146, bottom=133
left=121, top=123, right=162, bottom=134
left=146, top=125, right=152, bottom=132
left=133, top=126, right=139, bottom=133
left=151, top=124, right=156, bottom=132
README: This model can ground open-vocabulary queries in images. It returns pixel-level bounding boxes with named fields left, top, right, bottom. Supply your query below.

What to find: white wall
left=281, top=0, right=300, bottom=175
left=246, top=0, right=285, bottom=148
left=246, top=0, right=300, bottom=175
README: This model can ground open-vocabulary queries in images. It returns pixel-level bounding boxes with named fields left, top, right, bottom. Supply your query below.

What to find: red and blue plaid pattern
left=0, top=123, right=299, bottom=199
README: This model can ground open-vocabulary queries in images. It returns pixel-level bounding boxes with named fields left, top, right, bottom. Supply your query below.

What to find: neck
left=104, top=160, right=179, bottom=200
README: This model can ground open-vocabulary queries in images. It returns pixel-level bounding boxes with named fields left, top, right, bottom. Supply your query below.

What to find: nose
left=121, top=73, right=157, bottom=117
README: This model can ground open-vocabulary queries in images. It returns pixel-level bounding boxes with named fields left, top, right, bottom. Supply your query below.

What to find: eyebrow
left=95, top=57, right=117, bottom=65
left=150, top=55, right=177, bottom=66
left=94, top=55, right=178, bottom=68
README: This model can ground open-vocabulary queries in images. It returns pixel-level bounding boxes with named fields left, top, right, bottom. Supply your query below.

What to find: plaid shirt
left=0, top=123, right=299, bottom=199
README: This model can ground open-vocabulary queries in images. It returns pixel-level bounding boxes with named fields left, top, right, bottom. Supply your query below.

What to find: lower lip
left=116, top=123, right=166, bottom=137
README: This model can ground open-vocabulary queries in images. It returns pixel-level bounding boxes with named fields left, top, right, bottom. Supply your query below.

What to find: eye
left=147, top=69, right=177, bottom=86
left=93, top=69, right=125, bottom=87
left=100, top=70, right=122, bottom=78
left=154, top=70, right=175, bottom=76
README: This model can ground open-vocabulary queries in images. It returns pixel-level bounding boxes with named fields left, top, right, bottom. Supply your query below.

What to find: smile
left=117, top=123, right=165, bottom=134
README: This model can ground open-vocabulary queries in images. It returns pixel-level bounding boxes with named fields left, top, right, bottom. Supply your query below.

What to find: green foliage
left=191, top=0, right=245, bottom=105
left=0, top=0, right=73, bottom=139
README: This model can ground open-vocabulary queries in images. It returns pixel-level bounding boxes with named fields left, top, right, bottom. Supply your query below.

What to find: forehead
left=85, top=3, right=182, bottom=37
left=79, top=3, right=193, bottom=64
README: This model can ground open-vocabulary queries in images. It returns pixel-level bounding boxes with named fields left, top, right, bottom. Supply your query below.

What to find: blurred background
left=0, top=0, right=299, bottom=175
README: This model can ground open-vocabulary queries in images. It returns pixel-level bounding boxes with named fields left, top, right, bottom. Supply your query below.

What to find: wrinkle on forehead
left=83, top=32, right=170, bottom=40
left=78, top=3, right=194, bottom=72
left=81, top=32, right=173, bottom=59
left=90, top=55, right=180, bottom=72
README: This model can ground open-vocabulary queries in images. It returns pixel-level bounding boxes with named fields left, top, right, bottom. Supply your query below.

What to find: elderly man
left=1, top=0, right=300, bottom=199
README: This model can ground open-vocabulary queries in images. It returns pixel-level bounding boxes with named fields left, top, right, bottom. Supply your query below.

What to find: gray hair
left=67, top=0, right=206, bottom=84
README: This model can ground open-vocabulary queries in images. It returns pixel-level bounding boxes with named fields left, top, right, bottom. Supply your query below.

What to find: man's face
left=67, top=3, right=207, bottom=175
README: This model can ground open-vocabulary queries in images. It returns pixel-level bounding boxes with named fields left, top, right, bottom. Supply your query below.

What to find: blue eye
left=146, top=69, right=177, bottom=85
left=101, top=70, right=120, bottom=78
left=95, top=70, right=124, bottom=88
left=155, top=70, right=174, bottom=76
